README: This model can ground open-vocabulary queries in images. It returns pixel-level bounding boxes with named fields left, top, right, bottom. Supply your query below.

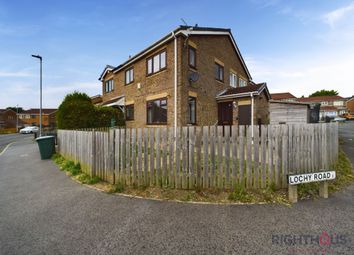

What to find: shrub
left=57, top=92, right=96, bottom=129
left=57, top=91, right=125, bottom=129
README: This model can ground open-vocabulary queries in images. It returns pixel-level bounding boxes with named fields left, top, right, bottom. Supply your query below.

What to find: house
left=347, top=96, right=354, bottom=114
left=91, top=95, right=103, bottom=106
left=270, top=92, right=297, bottom=102
left=296, top=96, right=347, bottom=119
left=98, top=25, right=269, bottom=128
left=0, top=109, right=21, bottom=130
left=18, top=108, right=57, bottom=128
left=269, top=100, right=319, bottom=124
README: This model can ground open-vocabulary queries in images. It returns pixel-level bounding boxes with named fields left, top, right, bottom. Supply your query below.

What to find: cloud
left=323, top=2, right=354, bottom=28
left=0, top=71, right=34, bottom=77
left=246, top=53, right=354, bottom=98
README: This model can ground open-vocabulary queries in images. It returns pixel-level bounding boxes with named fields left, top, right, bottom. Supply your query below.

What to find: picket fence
left=57, top=123, right=338, bottom=190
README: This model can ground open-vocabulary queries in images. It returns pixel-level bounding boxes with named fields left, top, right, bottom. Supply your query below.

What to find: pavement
left=0, top=129, right=353, bottom=255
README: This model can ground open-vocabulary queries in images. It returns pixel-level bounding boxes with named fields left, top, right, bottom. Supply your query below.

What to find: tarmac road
left=0, top=133, right=32, bottom=154
left=0, top=132, right=353, bottom=254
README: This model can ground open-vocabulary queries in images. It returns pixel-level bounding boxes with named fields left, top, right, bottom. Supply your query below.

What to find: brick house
left=0, top=109, right=21, bottom=130
left=18, top=108, right=57, bottom=128
left=296, top=96, right=347, bottom=119
left=347, top=96, right=354, bottom=114
left=98, top=26, right=269, bottom=128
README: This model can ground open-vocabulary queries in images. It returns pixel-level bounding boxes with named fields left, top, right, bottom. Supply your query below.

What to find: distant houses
left=18, top=108, right=57, bottom=128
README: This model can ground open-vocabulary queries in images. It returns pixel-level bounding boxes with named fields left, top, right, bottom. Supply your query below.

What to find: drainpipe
left=172, top=31, right=177, bottom=136
left=251, top=92, right=254, bottom=138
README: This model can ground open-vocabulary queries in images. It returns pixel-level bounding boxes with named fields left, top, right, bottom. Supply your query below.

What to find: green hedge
left=57, top=92, right=125, bottom=129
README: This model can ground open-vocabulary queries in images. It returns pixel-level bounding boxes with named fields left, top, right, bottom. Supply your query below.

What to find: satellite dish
left=189, top=72, right=199, bottom=82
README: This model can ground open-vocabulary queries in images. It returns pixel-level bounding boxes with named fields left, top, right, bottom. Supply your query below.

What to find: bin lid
left=36, top=135, right=55, bottom=141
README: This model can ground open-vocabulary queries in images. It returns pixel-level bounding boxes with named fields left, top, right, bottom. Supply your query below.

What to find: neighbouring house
left=98, top=25, right=269, bottom=128
left=0, top=109, right=22, bottom=130
left=347, top=96, right=354, bottom=114
left=296, top=96, right=347, bottom=119
left=269, top=100, right=319, bottom=124
left=270, top=92, right=297, bottom=102
left=91, top=95, right=103, bottom=106
left=18, top=108, right=57, bottom=128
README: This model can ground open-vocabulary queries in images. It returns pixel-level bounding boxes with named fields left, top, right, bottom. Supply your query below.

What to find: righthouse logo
left=272, top=231, right=351, bottom=254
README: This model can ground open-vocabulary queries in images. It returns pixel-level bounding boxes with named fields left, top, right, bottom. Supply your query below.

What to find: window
left=333, top=101, right=343, bottom=106
left=189, top=46, right=196, bottom=68
left=126, top=104, right=134, bottom=120
left=147, top=98, right=167, bottom=124
left=230, top=72, right=237, bottom=88
left=30, top=115, right=36, bottom=119
left=239, top=78, right=247, bottom=87
left=125, top=67, right=134, bottom=85
left=104, top=79, right=114, bottom=93
left=321, top=101, right=328, bottom=105
left=147, top=50, right=166, bottom=75
left=188, top=97, right=196, bottom=124
left=215, top=63, right=224, bottom=82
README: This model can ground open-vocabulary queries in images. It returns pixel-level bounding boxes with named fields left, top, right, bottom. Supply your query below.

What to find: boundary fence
left=58, top=123, right=338, bottom=189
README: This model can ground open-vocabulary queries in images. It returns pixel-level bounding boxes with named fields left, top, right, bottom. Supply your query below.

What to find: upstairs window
left=125, top=67, right=134, bottom=85
left=188, top=96, right=196, bottom=124
left=104, top=79, right=114, bottom=93
left=147, top=98, right=167, bottom=124
left=239, top=78, right=247, bottom=87
left=125, top=104, right=134, bottom=121
left=215, top=63, right=224, bottom=82
left=189, top=46, right=197, bottom=68
left=147, top=50, right=166, bottom=75
left=230, top=72, right=238, bottom=88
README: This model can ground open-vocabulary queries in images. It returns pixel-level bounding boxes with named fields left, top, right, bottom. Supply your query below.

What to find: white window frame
left=229, top=72, right=237, bottom=88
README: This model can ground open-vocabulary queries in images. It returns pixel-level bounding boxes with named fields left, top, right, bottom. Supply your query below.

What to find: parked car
left=332, top=117, right=346, bottom=123
left=19, top=126, right=39, bottom=134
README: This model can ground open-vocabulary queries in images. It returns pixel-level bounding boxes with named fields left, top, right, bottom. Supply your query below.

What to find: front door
left=238, top=105, right=251, bottom=125
left=218, top=102, right=233, bottom=125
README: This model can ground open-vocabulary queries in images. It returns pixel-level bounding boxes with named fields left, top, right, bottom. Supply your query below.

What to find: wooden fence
left=57, top=123, right=338, bottom=190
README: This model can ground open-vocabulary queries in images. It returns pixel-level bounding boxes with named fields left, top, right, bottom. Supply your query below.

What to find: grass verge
left=52, top=150, right=353, bottom=205
left=52, top=154, right=100, bottom=185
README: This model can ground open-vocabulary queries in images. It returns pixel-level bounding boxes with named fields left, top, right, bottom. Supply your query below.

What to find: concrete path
left=0, top=137, right=353, bottom=254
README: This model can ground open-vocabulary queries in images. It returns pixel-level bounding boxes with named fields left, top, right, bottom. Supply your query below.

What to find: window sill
left=146, top=68, right=167, bottom=78
left=215, top=79, right=224, bottom=84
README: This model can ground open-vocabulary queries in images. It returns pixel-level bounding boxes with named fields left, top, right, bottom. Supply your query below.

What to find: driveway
left=339, top=122, right=354, bottom=166
left=0, top=136, right=353, bottom=254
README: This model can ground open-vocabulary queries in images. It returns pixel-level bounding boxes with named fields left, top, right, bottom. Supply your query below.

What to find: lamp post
left=16, top=104, right=19, bottom=132
left=31, top=54, right=42, bottom=137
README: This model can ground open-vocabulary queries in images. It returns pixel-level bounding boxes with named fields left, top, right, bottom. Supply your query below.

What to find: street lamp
left=31, top=54, right=42, bottom=137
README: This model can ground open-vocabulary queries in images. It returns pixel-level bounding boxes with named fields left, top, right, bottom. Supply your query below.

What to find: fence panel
left=57, top=123, right=338, bottom=191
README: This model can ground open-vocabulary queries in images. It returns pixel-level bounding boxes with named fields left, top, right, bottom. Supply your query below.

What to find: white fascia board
left=99, top=67, right=113, bottom=81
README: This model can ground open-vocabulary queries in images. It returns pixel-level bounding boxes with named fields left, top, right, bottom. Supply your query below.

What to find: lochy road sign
left=288, top=171, right=336, bottom=185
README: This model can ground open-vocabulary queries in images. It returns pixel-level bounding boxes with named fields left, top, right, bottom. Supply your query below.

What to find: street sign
left=288, top=171, right=336, bottom=185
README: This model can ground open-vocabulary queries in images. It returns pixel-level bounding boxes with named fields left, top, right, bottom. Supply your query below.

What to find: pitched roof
left=297, top=95, right=345, bottom=102
left=270, top=92, right=296, bottom=100
left=216, top=82, right=270, bottom=99
left=99, top=25, right=252, bottom=81
left=21, top=108, right=57, bottom=114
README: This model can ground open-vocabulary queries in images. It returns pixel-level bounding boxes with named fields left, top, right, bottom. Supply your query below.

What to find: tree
left=57, top=92, right=96, bottom=129
left=6, top=106, right=24, bottom=113
left=56, top=91, right=125, bottom=129
left=309, top=90, right=338, bottom=97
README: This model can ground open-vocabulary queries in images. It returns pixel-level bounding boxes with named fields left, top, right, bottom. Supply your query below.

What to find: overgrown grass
left=298, top=150, right=354, bottom=199
left=52, top=154, right=101, bottom=184
left=228, top=184, right=254, bottom=202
